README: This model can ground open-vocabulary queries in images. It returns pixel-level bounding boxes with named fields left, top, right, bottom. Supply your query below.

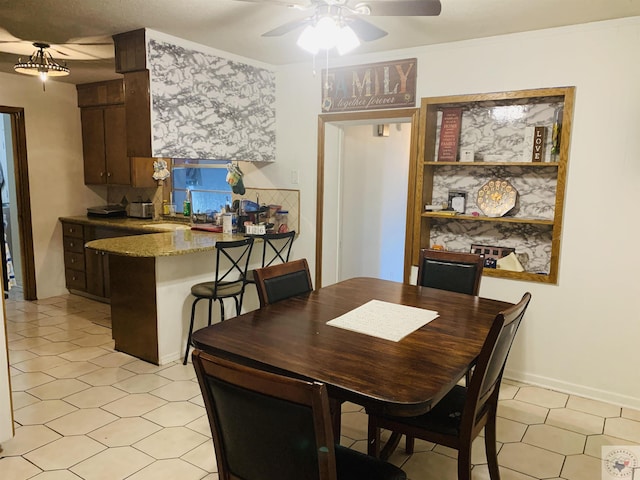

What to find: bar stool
left=240, top=230, right=295, bottom=311
left=183, top=237, right=254, bottom=364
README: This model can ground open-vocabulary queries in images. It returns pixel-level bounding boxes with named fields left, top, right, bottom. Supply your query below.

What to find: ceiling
left=1, top=0, right=640, bottom=85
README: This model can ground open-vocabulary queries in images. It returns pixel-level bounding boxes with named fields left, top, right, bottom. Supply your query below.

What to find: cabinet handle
left=101, top=252, right=106, bottom=256
left=71, top=258, right=75, bottom=264
left=69, top=242, right=74, bottom=247
left=72, top=276, right=77, bottom=281
left=100, top=172, right=104, bottom=177
left=107, top=172, right=112, bottom=177
left=68, top=228, right=75, bottom=233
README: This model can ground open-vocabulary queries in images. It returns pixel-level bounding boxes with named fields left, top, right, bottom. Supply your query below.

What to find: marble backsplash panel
left=148, top=39, right=276, bottom=162
left=431, top=165, right=558, bottom=219
left=429, top=220, right=553, bottom=275
left=434, top=99, right=564, bottom=163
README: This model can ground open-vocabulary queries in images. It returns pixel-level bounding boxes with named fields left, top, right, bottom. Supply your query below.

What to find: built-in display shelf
left=411, top=86, right=575, bottom=283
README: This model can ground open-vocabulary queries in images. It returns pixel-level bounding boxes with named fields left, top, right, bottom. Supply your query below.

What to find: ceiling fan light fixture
left=297, top=13, right=361, bottom=56
left=297, top=24, right=321, bottom=55
left=14, top=42, right=70, bottom=88
left=315, top=16, right=339, bottom=49
left=336, top=24, right=360, bottom=55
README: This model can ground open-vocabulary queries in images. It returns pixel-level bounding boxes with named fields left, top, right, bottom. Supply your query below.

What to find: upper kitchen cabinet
left=77, top=80, right=130, bottom=185
left=113, top=28, right=147, bottom=73
left=112, top=29, right=276, bottom=162
left=113, top=29, right=153, bottom=158
left=123, top=70, right=152, bottom=158
left=77, top=78, right=162, bottom=187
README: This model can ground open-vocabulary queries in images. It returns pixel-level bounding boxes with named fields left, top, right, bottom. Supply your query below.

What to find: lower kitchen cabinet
left=61, top=221, right=139, bottom=302
left=85, top=248, right=109, bottom=299
left=62, top=223, right=86, bottom=291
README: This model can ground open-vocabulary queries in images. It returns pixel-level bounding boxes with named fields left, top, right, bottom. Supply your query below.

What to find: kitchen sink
left=142, top=222, right=191, bottom=231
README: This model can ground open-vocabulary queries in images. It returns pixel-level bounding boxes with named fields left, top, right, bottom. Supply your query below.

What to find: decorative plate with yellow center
left=477, top=179, right=518, bottom=217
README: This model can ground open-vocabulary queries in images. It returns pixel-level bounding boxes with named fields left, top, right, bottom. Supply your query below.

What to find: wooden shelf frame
left=422, top=213, right=554, bottom=225
left=424, top=161, right=560, bottom=167
left=409, top=86, right=575, bottom=284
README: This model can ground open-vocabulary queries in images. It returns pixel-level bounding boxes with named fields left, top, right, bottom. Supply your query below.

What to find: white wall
left=339, top=123, right=410, bottom=282
left=253, top=17, right=640, bottom=409
left=0, top=73, right=105, bottom=299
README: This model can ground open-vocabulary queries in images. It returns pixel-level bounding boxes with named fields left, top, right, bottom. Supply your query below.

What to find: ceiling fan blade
left=346, top=17, right=388, bottom=42
left=235, top=0, right=311, bottom=9
left=356, top=0, right=441, bottom=16
left=51, top=48, right=70, bottom=57
left=262, top=17, right=312, bottom=36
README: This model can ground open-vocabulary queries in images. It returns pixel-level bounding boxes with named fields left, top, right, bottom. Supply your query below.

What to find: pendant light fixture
left=14, top=42, right=70, bottom=91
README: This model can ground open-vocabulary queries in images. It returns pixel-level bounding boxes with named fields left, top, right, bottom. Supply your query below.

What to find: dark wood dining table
left=191, top=276, right=514, bottom=417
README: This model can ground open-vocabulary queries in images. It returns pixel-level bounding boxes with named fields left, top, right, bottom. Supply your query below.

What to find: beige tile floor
left=2, top=293, right=640, bottom=479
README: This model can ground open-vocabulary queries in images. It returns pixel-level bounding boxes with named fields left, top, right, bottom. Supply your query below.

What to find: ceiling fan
left=242, top=0, right=442, bottom=54
left=0, top=27, right=113, bottom=89
left=0, top=28, right=113, bottom=61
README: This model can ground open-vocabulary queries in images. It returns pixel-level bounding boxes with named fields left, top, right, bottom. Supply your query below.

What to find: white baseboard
left=504, top=368, right=640, bottom=411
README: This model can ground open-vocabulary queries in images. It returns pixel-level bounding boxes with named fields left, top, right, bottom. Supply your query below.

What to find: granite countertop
left=85, top=230, right=245, bottom=257
left=59, top=215, right=190, bottom=232
left=60, top=216, right=246, bottom=258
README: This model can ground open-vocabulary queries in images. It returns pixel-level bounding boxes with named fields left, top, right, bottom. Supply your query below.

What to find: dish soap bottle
left=183, top=189, right=191, bottom=217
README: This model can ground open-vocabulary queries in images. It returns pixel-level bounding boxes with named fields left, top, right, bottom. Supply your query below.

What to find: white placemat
left=326, top=299, right=439, bottom=342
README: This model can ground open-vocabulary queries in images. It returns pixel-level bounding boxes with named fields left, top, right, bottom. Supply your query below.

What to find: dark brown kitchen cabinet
left=80, top=105, right=130, bottom=185
left=77, top=79, right=130, bottom=185
left=61, top=221, right=141, bottom=302
left=78, top=77, right=158, bottom=186
left=85, top=248, right=109, bottom=299
left=62, top=222, right=86, bottom=292
left=123, top=70, right=152, bottom=157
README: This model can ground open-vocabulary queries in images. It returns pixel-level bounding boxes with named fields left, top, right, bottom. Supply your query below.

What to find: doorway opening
left=315, top=108, right=419, bottom=288
left=0, top=107, right=36, bottom=301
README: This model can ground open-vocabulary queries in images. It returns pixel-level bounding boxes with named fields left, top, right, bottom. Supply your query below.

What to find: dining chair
left=183, top=237, right=254, bottom=365
left=252, top=257, right=346, bottom=435
left=253, top=257, right=313, bottom=307
left=417, top=248, right=484, bottom=295
left=192, top=349, right=407, bottom=480
left=367, top=292, right=532, bottom=480
left=417, top=248, right=485, bottom=385
left=241, top=230, right=296, bottom=310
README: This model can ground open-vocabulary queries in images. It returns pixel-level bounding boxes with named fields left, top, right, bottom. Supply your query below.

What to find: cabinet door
left=124, top=70, right=152, bottom=157
left=80, top=108, right=106, bottom=185
left=104, top=105, right=130, bottom=185
left=85, top=249, right=105, bottom=298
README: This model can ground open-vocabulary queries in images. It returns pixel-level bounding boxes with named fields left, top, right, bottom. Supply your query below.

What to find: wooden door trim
left=1, top=106, right=37, bottom=300
left=315, top=108, right=419, bottom=288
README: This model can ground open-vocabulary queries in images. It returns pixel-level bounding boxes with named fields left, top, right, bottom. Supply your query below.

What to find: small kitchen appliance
left=128, top=202, right=154, bottom=219
left=87, top=204, right=126, bottom=217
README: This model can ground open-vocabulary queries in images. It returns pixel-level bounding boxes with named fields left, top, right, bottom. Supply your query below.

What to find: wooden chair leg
left=330, top=400, right=341, bottom=440
left=457, top=444, right=472, bottom=480
left=183, top=297, right=202, bottom=365
left=485, top=407, right=501, bottom=480
left=405, top=435, right=415, bottom=454
left=367, top=421, right=381, bottom=458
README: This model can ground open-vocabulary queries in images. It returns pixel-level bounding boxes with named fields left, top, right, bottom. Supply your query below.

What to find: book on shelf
left=437, top=107, right=462, bottom=162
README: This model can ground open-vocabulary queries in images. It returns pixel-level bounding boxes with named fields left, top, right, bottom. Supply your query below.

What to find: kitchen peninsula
left=83, top=225, right=260, bottom=365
